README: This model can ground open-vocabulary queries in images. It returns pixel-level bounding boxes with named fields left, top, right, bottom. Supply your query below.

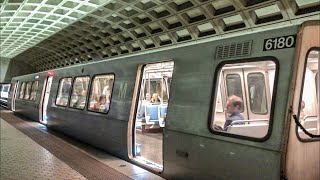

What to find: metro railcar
left=7, top=21, right=320, bottom=180
left=0, top=83, right=11, bottom=107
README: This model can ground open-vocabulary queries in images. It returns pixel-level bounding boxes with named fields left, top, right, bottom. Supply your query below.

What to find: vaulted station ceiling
left=1, top=0, right=320, bottom=72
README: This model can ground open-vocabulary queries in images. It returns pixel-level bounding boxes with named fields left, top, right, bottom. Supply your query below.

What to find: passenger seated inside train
left=137, top=93, right=151, bottom=119
left=72, top=90, right=87, bottom=108
left=92, top=95, right=109, bottom=112
left=223, top=95, right=245, bottom=130
left=213, top=95, right=244, bottom=131
left=151, top=93, right=161, bottom=103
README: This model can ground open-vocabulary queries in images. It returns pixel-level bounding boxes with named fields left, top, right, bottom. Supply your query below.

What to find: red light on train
left=48, top=71, right=54, bottom=76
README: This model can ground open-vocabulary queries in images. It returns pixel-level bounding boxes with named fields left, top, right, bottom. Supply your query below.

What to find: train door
left=285, top=22, right=320, bottom=180
left=129, top=61, right=174, bottom=171
left=11, top=81, right=19, bottom=111
left=39, top=76, right=53, bottom=124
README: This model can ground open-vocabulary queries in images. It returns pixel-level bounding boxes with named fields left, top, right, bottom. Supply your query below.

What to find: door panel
left=11, top=81, right=19, bottom=111
left=285, top=21, right=320, bottom=180
left=39, top=76, right=53, bottom=124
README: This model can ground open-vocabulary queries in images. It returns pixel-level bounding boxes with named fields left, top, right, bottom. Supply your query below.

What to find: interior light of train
left=223, top=65, right=256, bottom=70
left=47, top=71, right=54, bottom=76
left=34, top=75, right=39, bottom=80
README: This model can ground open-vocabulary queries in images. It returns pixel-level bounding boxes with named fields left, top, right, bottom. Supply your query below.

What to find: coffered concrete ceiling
left=1, top=0, right=319, bottom=71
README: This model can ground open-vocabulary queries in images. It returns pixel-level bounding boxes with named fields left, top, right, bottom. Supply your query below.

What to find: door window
left=226, top=74, right=244, bottom=112
left=298, top=49, right=319, bottom=139
left=247, top=73, right=268, bottom=114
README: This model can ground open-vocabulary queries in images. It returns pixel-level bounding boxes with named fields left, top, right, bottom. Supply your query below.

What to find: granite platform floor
left=0, top=109, right=164, bottom=180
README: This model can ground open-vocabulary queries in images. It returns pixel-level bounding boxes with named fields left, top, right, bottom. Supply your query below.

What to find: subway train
left=6, top=21, right=319, bottom=180
left=0, top=83, right=10, bottom=107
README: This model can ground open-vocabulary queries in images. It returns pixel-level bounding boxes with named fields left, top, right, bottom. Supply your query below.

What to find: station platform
left=0, top=108, right=164, bottom=180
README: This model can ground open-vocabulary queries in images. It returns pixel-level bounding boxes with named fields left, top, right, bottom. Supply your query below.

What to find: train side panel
left=7, top=24, right=316, bottom=180
left=9, top=74, right=45, bottom=121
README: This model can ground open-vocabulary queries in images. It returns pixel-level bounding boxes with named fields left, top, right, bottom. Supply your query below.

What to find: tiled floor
left=0, top=110, right=165, bottom=180
left=1, top=119, right=87, bottom=180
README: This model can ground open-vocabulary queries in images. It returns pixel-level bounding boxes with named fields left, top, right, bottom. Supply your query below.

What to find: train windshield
left=211, top=60, right=276, bottom=139
left=298, top=49, right=319, bottom=139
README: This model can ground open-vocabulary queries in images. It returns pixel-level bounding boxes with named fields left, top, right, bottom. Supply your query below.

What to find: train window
left=211, top=60, right=276, bottom=139
left=88, top=74, right=114, bottom=113
left=298, top=50, right=319, bottom=139
left=19, top=82, right=26, bottom=99
left=56, top=78, right=72, bottom=106
left=226, top=74, right=244, bottom=112
left=69, top=76, right=90, bottom=109
left=24, top=82, right=32, bottom=100
left=29, top=81, right=38, bottom=101
left=247, top=73, right=268, bottom=114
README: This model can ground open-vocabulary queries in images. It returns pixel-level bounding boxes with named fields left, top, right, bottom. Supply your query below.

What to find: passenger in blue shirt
left=223, top=95, right=244, bottom=131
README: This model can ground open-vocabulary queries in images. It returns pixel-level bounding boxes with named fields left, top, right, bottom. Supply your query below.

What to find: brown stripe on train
left=1, top=110, right=132, bottom=180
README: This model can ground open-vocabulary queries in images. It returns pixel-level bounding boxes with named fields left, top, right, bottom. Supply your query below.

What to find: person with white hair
left=223, top=95, right=244, bottom=130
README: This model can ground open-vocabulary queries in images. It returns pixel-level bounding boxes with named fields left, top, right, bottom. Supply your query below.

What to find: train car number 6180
left=263, top=35, right=296, bottom=51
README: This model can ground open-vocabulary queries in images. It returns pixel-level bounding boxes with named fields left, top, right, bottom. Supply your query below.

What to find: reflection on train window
left=24, top=82, right=32, bottom=100
left=30, top=81, right=38, bottom=101
left=226, top=74, right=244, bottom=112
left=134, top=61, right=174, bottom=167
left=69, top=76, right=90, bottom=109
left=211, top=61, right=276, bottom=139
left=247, top=73, right=268, bottom=114
left=56, top=78, right=72, bottom=106
left=88, top=74, right=114, bottom=113
left=19, top=82, right=26, bottom=99
left=298, top=50, right=319, bottom=139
